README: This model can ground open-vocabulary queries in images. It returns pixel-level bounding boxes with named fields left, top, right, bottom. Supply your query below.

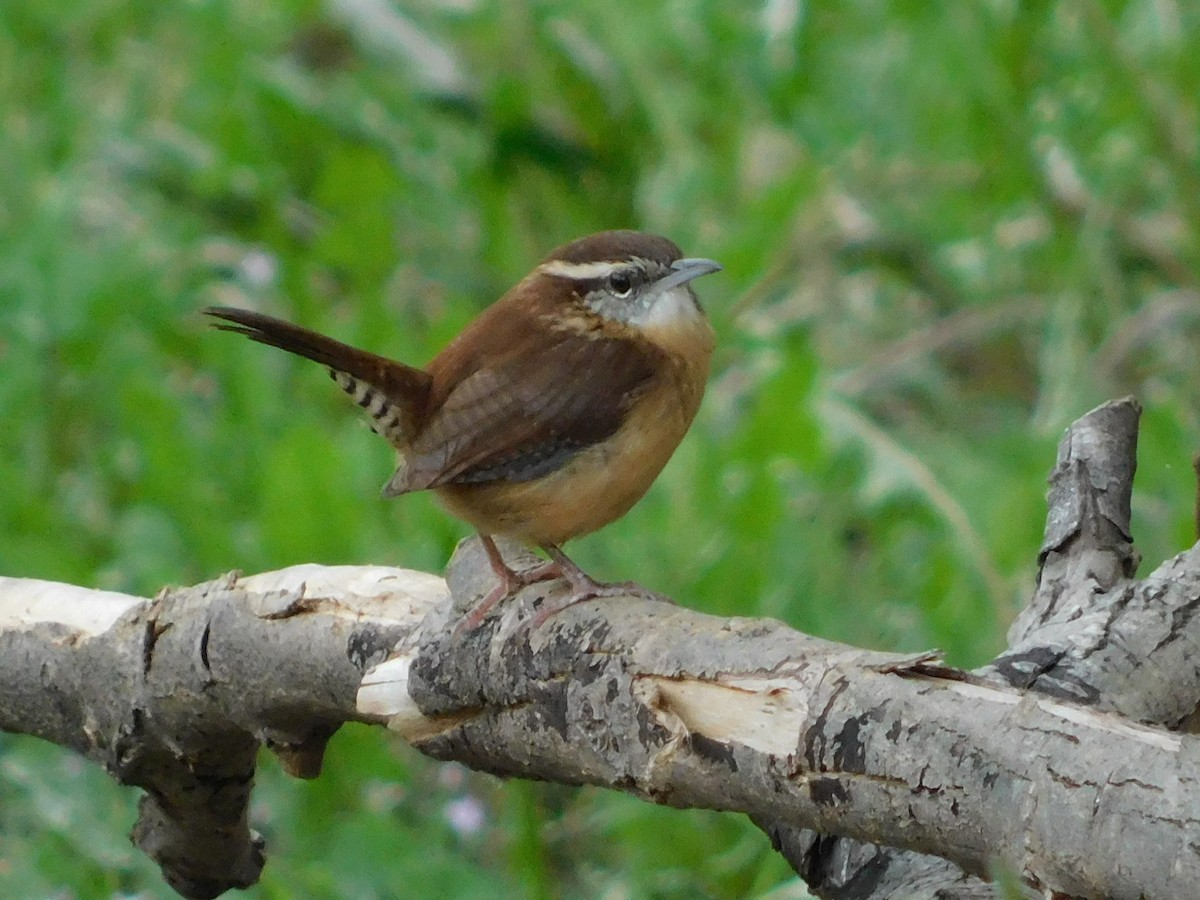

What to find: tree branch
left=765, top=397, right=1200, bottom=898
left=0, top=566, right=443, bottom=898
left=3, top=399, right=1199, bottom=900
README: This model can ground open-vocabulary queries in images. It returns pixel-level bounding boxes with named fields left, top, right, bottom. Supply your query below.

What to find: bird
left=204, top=230, right=720, bottom=630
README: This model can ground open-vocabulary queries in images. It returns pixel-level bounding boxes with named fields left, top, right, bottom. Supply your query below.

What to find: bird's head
left=535, top=230, right=722, bottom=332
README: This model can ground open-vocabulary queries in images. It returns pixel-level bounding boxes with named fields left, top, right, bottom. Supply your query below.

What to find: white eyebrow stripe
left=539, top=259, right=629, bottom=280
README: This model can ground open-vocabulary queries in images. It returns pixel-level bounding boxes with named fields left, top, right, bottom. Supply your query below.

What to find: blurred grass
left=1, top=0, right=1198, bottom=897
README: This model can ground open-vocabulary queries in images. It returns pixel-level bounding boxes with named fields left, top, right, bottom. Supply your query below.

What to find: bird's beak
left=657, top=257, right=723, bottom=292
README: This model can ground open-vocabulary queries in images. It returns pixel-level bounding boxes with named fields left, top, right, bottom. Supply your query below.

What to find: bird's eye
left=608, top=272, right=633, bottom=297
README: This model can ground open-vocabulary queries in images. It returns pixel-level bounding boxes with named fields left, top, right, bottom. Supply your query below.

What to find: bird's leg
left=457, top=539, right=672, bottom=633
left=455, top=535, right=561, bottom=633
left=526, top=544, right=671, bottom=628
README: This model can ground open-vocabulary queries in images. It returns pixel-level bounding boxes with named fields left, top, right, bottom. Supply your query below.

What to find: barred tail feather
left=331, top=370, right=410, bottom=445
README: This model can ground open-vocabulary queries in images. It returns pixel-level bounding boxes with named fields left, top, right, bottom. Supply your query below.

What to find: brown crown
left=542, top=230, right=683, bottom=268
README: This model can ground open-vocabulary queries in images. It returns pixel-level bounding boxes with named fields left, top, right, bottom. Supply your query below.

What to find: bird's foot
left=526, top=571, right=673, bottom=630
left=453, top=540, right=561, bottom=635
left=453, top=539, right=672, bottom=635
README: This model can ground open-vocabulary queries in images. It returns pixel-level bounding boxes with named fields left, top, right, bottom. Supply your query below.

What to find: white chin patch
left=631, top=286, right=702, bottom=329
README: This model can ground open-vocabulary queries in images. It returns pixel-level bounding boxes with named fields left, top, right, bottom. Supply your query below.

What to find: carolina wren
left=205, top=230, right=720, bottom=629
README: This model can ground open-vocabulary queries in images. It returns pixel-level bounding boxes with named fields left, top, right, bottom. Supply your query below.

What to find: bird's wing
left=386, top=329, right=663, bottom=494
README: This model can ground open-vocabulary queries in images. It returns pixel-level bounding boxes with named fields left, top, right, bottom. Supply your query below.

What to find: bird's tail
left=203, top=306, right=431, bottom=446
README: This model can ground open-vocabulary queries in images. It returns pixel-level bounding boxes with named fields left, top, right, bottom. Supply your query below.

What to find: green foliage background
left=1, top=1, right=1197, bottom=897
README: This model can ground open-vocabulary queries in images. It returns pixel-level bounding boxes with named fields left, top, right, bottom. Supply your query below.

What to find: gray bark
left=0, top=567, right=443, bottom=898
left=770, top=397, right=1200, bottom=898
left=2, top=398, right=1199, bottom=899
